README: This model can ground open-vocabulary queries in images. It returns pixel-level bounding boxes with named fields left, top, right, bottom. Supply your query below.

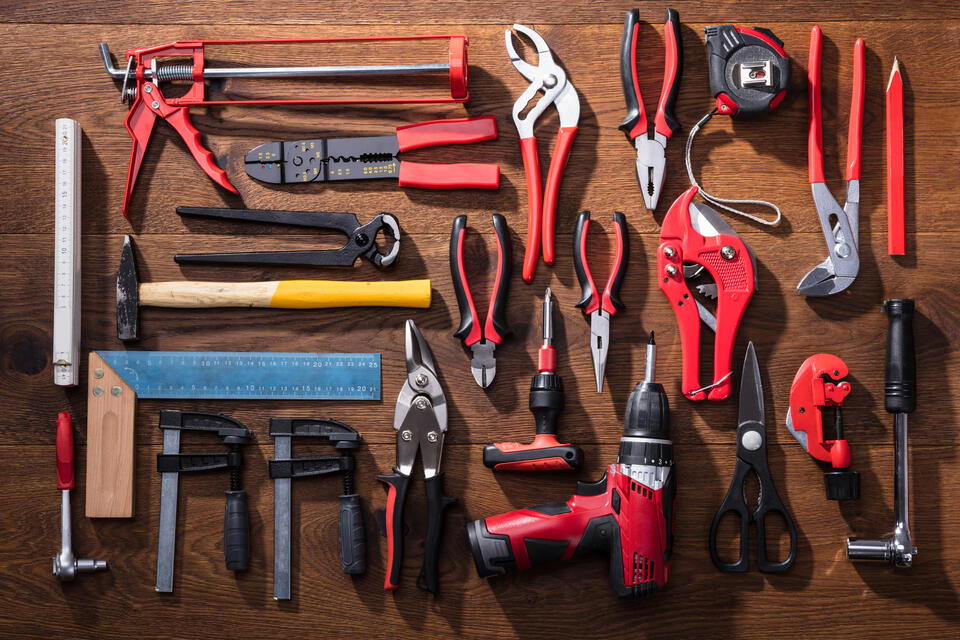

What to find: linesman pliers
left=377, top=320, right=455, bottom=593
left=246, top=116, right=500, bottom=190
left=450, top=215, right=512, bottom=388
left=506, top=24, right=580, bottom=283
left=799, top=26, right=864, bottom=296
left=574, top=211, right=628, bottom=393
left=619, top=8, right=683, bottom=211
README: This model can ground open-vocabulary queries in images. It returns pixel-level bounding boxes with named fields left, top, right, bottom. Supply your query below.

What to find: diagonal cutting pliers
left=619, top=8, right=683, bottom=211
left=245, top=116, right=500, bottom=190
left=798, top=26, right=864, bottom=296
left=506, top=24, right=580, bottom=283
left=573, top=211, right=628, bottom=393
left=377, top=320, right=455, bottom=593
left=450, top=215, right=512, bottom=388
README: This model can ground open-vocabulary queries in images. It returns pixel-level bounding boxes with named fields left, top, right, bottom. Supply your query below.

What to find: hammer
left=117, top=235, right=431, bottom=341
left=53, top=413, right=108, bottom=581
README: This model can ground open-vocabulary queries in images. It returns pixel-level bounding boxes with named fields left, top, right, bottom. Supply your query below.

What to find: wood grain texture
left=1, top=2, right=959, bottom=638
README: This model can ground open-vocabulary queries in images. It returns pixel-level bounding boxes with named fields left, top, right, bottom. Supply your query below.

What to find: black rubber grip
left=661, top=8, right=683, bottom=136
left=486, top=214, right=512, bottom=343
left=450, top=215, right=476, bottom=342
left=531, top=373, right=564, bottom=436
left=882, top=299, right=916, bottom=414
left=417, top=473, right=455, bottom=594
left=618, top=9, right=643, bottom=139
left=573, top=211, right=595, bottom=312
left=224, top=490, right=249, bottom=571
left=338, top=493, right=366, bottom=575
left=376, top=471, right=411, bottom=590
left=482, top=443, right=583, bottom=470
left=607, top=212, right=629, bottom=312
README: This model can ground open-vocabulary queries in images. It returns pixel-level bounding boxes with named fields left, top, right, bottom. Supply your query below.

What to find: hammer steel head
left=116, top=235, right=141, bottom=342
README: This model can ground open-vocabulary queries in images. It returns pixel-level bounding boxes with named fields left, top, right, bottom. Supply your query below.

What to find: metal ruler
left=54, top=118, right=82, bottom=386
left=95, top=351, right=381, bottom=400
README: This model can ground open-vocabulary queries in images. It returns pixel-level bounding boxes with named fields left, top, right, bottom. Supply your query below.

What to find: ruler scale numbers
left=54, top=118, right=82, bottom=386
left=96, top=351, right=381, bottom=400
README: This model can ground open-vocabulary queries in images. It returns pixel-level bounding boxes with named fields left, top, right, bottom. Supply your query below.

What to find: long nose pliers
left=377, top=320, right=455, bottom=593
left=619, top=8, right=683, bottom=211
left=506, top=24, right=580, bottom=283
left=798, top=26, right=864, bottom=296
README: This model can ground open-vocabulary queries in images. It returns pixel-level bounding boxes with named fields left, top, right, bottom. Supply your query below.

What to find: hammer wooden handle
left=139, top=279, right=431, bottom=309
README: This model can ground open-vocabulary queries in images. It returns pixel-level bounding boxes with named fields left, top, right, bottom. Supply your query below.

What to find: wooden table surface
left=2, top=1, right=959, bottom=638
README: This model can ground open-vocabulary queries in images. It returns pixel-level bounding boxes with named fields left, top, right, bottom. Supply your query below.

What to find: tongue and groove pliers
left=377, top=320, right=455, bottom=594
left=619, top=8, right=683, bottom=211
left=798, top=26, right=864, bottom=296
left=506, top=24, right=580, bottom=283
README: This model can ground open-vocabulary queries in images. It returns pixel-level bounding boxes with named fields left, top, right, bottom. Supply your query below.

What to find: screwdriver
left=483, top=288, right=583, bottom=470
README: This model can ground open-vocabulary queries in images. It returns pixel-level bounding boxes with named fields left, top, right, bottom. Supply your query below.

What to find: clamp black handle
left=224, top=490, right=249, bottom=571
left=338, top=493, right=366, bottom=574
left=883, top=299, right=916, bottom=414
left=418, top=473, right=455, bottom=594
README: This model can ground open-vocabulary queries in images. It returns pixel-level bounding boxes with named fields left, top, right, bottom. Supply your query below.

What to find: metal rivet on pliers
left=721, top=246, right=737, bottom=260
left=415, top=373, right=428, bottom=387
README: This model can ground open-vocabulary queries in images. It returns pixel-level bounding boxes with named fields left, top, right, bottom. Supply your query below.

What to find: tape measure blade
left=95, top=351, right=380, bottom=400
left=53, top=118, right=82, bottom=387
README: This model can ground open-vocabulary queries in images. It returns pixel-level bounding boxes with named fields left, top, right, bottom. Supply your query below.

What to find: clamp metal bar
left=155, top=428, right=180, bottom=593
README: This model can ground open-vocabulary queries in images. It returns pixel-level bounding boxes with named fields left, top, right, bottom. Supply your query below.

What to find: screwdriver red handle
left=56, top=412, right=75, bottom=490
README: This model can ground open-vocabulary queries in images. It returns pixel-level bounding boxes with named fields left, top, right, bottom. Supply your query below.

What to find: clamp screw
left=665, top=264, right=678, bottom=276
left=354, top=233, right=369, bottom=247
left=415, top=373, right=428, bottom=387
left=414, top=397, right=430, bottom=411
left=426, top=431, right=438, bottom=443
left=400, top=430, right=413, bottom=441
left=721, top=246, right=737, bottom=260
left=663, top=246, right=676, bottom=259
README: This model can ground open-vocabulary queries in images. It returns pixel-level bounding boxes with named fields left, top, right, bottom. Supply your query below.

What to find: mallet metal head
left=116, top=235, right=141, bottom=342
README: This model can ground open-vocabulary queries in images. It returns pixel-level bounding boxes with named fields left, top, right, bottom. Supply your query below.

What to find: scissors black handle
left=709, top=456, right=798, bottom=573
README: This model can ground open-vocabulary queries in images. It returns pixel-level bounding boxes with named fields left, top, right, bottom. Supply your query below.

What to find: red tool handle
left=601, top=212, right=628, bottom=317
left=398, top=161, right=499, bottom=189
left=846, top=39, right=866, bottom=181
left=450, top=215, right=481, bottom=347
left=395, top=115, right=497, bottom=152
left=483, top=434, right=581, bottom=471
left=56, top=412, right=75, bottom=490
left=541, top=126, right=578, bottom=266
left=573, top=211, right=599, bottom=315
left=654, top=8, right=683, bottom=140
left=520, top=136, right=544, bottom=283
left=886, top=59, right=905, bottom=255
left=807, top=26, right=825, bottom=184
left=483, top=214, right=512, bottom=344
left=376, top=470, right=411, bottom=591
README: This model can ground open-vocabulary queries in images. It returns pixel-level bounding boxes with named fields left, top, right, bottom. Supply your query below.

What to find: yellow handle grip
left=270, top=279, right=432, bottom=309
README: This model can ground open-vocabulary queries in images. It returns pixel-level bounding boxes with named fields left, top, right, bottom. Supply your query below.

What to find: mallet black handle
left=883, top=299, right=916, bottom=415
left=224, top=490, right=250, bottom=571
left=338, top=494, right=366, bottom=574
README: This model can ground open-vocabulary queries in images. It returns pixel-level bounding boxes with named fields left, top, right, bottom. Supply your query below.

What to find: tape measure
left=95, top=351, right=381, bottom=400
left=54, top=118, right=82, bottom=386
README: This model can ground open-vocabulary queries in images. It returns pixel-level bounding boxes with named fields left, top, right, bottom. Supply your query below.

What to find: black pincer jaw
left=116, top=235, right=140, bottom=342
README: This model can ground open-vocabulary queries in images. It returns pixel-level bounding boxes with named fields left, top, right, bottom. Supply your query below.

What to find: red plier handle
left=450, top=214, right=512, bottom=347
left=619, top=8, right=683, bottom=141
left=808, top=26, right=865, bottom=184
left=573, top=211, right=628, bottom=317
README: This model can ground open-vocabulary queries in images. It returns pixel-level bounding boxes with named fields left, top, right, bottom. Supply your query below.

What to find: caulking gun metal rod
left=98, top=45, right=448, bottom=80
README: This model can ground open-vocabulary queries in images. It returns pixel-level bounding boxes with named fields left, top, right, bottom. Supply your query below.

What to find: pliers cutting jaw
left=619, top=9, right=683, bottom=211
left=799, top=26, right=864, bottom=297
left=378, top=320, right=454, bottom=594
left=658, top=187, right=756, bottom=401
left=507, top=24, right=581, bottom=283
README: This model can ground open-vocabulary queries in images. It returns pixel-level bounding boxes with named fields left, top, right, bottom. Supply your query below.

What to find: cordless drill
left=467, top=333, right=675, bottom=597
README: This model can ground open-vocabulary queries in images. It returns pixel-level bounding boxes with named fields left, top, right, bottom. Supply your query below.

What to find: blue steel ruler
left=96, top=351, right=380, bottom=400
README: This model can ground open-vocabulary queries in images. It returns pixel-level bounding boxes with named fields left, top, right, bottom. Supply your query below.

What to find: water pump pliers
left=619, top=8, right=683, bottom=211
left=377, top=320, right=454, bottom=594
left=450, top=214, right=512, bottom=388
left=506, top=24, right=580, bottom=283
left=798, top=26, right=864, bottom=296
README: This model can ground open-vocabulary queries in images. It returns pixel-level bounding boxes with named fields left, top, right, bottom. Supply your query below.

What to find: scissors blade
left=738, top=342, right=765, bottom=428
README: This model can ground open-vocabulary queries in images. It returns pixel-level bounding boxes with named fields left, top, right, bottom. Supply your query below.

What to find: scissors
left=709, top=342, right=797, bottom=572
